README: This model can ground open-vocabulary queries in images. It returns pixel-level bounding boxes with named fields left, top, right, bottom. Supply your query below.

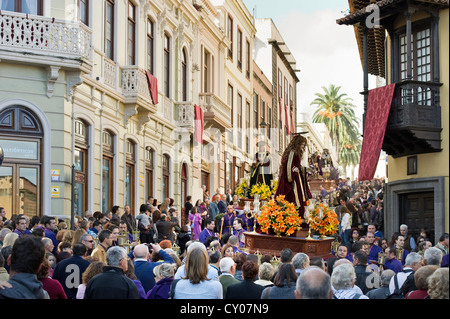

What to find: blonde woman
left=427, top=267, right=449, bottom=299
left=172, top=243, right=222, bottom=299
left=146, top=263, right=175, bottom=299
left=76, top=261, right=105, bottom=299
left=2, top=232, right=18, bottom=249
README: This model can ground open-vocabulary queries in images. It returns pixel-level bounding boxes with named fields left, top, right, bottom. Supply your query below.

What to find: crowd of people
left=0, top=176, right=448, bottom=300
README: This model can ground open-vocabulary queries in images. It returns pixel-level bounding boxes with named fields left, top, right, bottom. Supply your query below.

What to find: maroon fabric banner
left=145, top=71, right=159, bottom=105
left=358, top=83, right=396, bottom=181
left=194, top=104, right=203, bottom=144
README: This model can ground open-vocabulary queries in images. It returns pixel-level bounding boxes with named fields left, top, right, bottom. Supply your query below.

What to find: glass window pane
left=80, top=0, right=88, bottom=25
left=125, top=165, right=132, bottom=207
left=21, top=0, right=38, bottom=14
left=102, top=158, right=111, bottom=213
left=0, top=166, right=13, bottom=219
left=74, top=182, right=84, bottom=217
left=19, top=167, right=37, bottom=217
left=74, top=149, right=84, bottom=171
left=1, top=1, right=15, bottom=11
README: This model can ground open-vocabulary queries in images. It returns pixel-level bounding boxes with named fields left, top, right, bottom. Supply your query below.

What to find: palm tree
left=311, top=84, right=361, bottom=174
left=339, top=138, right=362, bottom=180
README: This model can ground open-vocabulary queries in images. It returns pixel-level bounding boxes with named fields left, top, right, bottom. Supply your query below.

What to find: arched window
left=147, top=18, right=155, bottom=74
left=164, top=33, right=171, bottom=97
left=181, top=162, right=188, bottom=206
left=181, top=48, right=188, bottom=101
left=105, top=0, right=115, bottom=60
left=145, top=147, right=154, bottom=201
left=127, top=1, right=136, bottom=65
left=102, top=130, right=115, bottom=213
left=74, top=119, right=89, bottom=217
left=162, top=154, right=170, bottom=200
left=125, top=139, right=136, bottom=212
left=0, top=106, right=43, bottom=219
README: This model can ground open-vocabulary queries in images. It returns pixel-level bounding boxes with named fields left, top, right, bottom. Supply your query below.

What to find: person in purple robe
left=232, top=218, right=246, bottom=248
left=188, top=207, right=202, bottom=240
left=199, top=218, right=216, bottom=245
left=384, top=246, right=403, bottom=273
left=220, top=205, right=236, bottom=237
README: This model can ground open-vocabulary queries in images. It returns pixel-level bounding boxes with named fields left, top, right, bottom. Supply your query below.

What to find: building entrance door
left=399, top=192, right=434, bottom=243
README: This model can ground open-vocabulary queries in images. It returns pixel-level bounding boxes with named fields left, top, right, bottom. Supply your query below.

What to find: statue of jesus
left=274, top=133, right=312, bottom=219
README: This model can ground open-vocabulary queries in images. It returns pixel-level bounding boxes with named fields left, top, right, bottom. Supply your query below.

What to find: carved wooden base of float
left=308, top=179, right=332, bottom=194
left=244, top=232, right=334, bottom=259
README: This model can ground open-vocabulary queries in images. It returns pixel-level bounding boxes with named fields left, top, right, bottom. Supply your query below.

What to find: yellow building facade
left=0, top=0, right=298, bottom=222
left=338, top=0, right=449, bottom=243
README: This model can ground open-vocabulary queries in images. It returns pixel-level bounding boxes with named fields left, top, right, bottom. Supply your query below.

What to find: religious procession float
left=230, top=134, right=341, bottom=259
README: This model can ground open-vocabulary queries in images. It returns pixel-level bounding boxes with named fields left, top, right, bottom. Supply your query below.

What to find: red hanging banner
left=145, top=71, right=159, bottom=105
left=194, top=104, right=204, bottom=144
left=358, top=83, right=396, bottom=181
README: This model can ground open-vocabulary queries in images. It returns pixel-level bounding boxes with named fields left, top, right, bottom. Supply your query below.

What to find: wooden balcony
left=382, top=80, right=443, bottom=158
left=0, top=11, right=92, bottom=72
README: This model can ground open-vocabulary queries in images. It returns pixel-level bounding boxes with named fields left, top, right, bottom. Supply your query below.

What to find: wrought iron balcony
left=382, top=80, right=442, bottom=158
left=0, top=11, right=92, bottom=70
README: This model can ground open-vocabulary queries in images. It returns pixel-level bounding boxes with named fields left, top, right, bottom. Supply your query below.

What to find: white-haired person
left=218, top=257, right=239, bottom=297
left=331, top=263, right=369, bottom=299
left=254, top=262, right=275, bottom=288
left=146, top=263, right=175, bottom=299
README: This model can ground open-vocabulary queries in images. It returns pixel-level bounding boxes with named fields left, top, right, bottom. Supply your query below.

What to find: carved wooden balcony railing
left=382, top=80, right=442, bottom=158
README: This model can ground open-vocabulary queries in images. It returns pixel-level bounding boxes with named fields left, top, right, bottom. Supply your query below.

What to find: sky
left=242, top=0, right=373, bottom=130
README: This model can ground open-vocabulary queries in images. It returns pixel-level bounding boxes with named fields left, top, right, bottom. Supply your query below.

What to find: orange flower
left=258, top=196, right=303, bottom=236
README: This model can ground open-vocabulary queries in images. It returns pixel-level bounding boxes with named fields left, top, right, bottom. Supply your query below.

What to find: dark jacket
left=218, top=200, right=227, bottom=215
left=261, top=280, right=296, bottom=299
left=225, top=279, right=265, bottom=299
left=84, top=266, right=140, bottom=299
left=133, top=250, right=174, bottom=293
left=0, top=273, right=48, bottom=299
left=155, top=219, right=178, bottom=242
left=366, top=286, right=391, bottom=299
left=354, top=264, right=373, bottom=294
left=121, top=213, right=137, bottom=233
left=52, top=255, right=91, bottom=299
left=184, top=201, right=193, bottom=218
left=208, top=202, right=219, bottom=220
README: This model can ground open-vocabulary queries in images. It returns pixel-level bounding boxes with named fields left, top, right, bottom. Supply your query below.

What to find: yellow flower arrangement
left=235, top=178, right=278, bottom=200
left=257, top=195, right=303, bottom=236
left=308, top=203, right=339, bottom=236
left=250, top=183, right=272, bottom=201
left=235, top=178, right=250, bottom=198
